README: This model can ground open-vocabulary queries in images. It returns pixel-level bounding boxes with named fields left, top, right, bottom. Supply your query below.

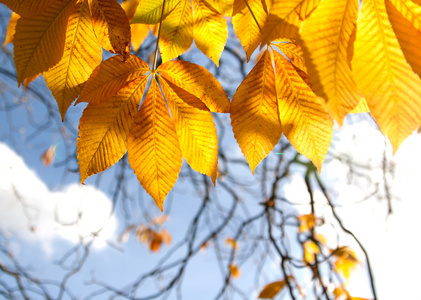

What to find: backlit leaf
left=300, top=0, right=361, bottom=124
left=132, top=0, right=180, bottom=24
left=128, top=78, right=183, bottom=211
left=160, top=79, right=218, bottom=184
left=77, top=55, right=150, bottom=104
left=349, top=98, right=370, bottom=114
left=273, top=41, right=307, bottom=73
left=273, top=50, right=333, bottom=172
left=258, top=280, right=287, bottom=299
left=332, top=247, right=359, bottom=280
left=231, top=50, right=282, bottom=174
left=232, top=0, right=267, bottom=61
left=3, top=12, right=19, bottom=46
left=160, top=0, right=194, bottom=62
left=158, top=60, right=230, bottom=113
left=193, top=0, right=228, bottom=66
left=207, top=0, right=234, bottom=16
left=77, top=77, right=148, bottom=183
left=13, top=0, right=76, bottom=85
left=303, top=240, right=319, bottom=264
left=130, top=23, right=150, bottom=51
left=44, top=0, right=102, bottom=120
left=298, top=214, right=316, bottom=233
left=229, top=264, right=241, bottom=278
left=0, top=0, right=56, bottom=17
left=352, top=0, right=421, bottom=153
left=91, top=0, right=131, bottom=57
left=386, top=0, right=421, bottom=78
left=262, top=0, right=321, bottom=45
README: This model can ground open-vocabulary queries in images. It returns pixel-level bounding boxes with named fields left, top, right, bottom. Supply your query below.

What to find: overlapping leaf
left=230, top=50, right=282, bottom=173
left=3, top=12, right=19, bottom=46
left=352, top=0, right=421, bottom=152
left=232, top=0, right=267, bottom=61
left=13, top=0, right=76, bottom=85
left=262, top=0, right=321, bottom=45
left=0, top=0, right=55, bottom=17
left=132, top=0, right=180, bottom=24
left=44, top=0, right=102, bottom=120
left=300, top=0, right=362, bottom=124
left=91, top=0, right=131, bottom=57
left=273, top=50, right=333, bottom=172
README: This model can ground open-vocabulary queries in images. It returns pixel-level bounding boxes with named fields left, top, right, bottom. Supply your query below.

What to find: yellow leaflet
left=262, top=0, right=321, bottom=45
left=230, top=50, right=282, bottom=174
left=193, top=0, right=228, bottom=66
left=158, top=60, right=230, bottom=113
left=0, top=0, right=55, bottom=17
left=91, top=0, right=131, bottom=57
left=160, top=78, right=218, bottom=184
left=131, top=24, right=150, bottom=51
left=160, top=0, right=193, bottom=62
left=128, top=79, right=183, bottom=211
left=273, top=41, right=307, bottom=73
left=352, top=0, right=421, bottom=153
left=298, top=214, right=316, bottom=233
left=132, top=0, right=180, bottom=24
left=77, top=55, right=150, bottom=104
left=13, top=0, right=76, bottom=85
left=258, top=280, right=287, bottom=299
left=349, top=97, right=370, bottom=114
left=77, top=77, right=148, bottom=183
left=300, top=0, right=362, bottom=125
left=332, top=247, right=359, bottom=281
left=273, top=50, right=333, bottom=173
left=3, top=12, right=19, bottom=46
left=386, top=0, right=421, bottom=77
left=206, top=0, right=234, bottom=16
left=44, top=0, right=102, bottom=120
left=121, top=0, right=140, bottom=20
left=232, top=0, right=267, bottom=61
left=303, top=240, right=319, bottom=264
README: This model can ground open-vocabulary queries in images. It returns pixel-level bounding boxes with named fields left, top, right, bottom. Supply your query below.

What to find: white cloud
left=0, top=143, right=117, bottom=253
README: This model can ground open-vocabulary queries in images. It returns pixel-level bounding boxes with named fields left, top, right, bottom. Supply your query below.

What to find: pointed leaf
left=230, top=50, right=282, bottom=174
left=3, top=12, right=19, bottom=46
left=273, top=50, right=333, bottom=172
left=91, top=0, right=131, bottom=56
left=128, top=79, right=183, bottom=210
left=77, top=77, right=148, bottom=183
left=258, top=281, right=287, bottom=299
left=386, top=0, right=421, bottom=78
left=13, top=0, right=76, bottom=85
left=161, top=78, right=218, bottom=184
left=158, top=60, right=230, bottom=112
left=76, top=55, right=150, bottom=104
left=121, top=0, right=141, bottom=21
left=132, top=0, right=180, bottom=24
left=44, top=0, right=102, bottom=120
left=300, top=0, right=362, bottom=124
left=262, top=0, right=321, bottom=44
left=352, top=0, right=421, bottom=152
left=232, top=0, right=267, bottom=61
left=349, top=98, right=369, bottom=114
left=193, top=0, right=228, bottom=66
left=273, top=41, right=307, bottom=73
left=0, top=0, right=55, bottom=17
left=160, top=0, right=194, bottom=62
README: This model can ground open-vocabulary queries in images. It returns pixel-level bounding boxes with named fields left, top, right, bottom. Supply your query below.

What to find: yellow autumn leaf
left=121, top=0, right=140, bottom=20
left=261, top=0, right=321, bottom=45
left=273, top=50, right=333, bottom=173
left=44, top=0, right=102, bottom=120
left=76, top=55, right=150, bottom=104
left=130, top=24, right=150, bottom=51
left=128, top=78, right=183, bottom=211
left=193, top=0, right=228, bottom=66
left=303, top=240, right=319, bottom=264
left=3, top=12, right=19, bottom=46
left=77, top=76, right=148, bottom=183
left=207, top=0, right=234, bottom=16
left=273, top=41, right=307, bottom=73
left=352, top=0, right=421, bottom=153
left=90, top=0, right=131, bottom=57
left=258, top=280, right=287, bottom=299
left=160, top=0, right=194, bottom=62
left=300, top=0, right=362, bottom=125
left=158, top=60, right=230, bottom=113
left=349, top=98, right=370, bottom=114
left=229, top=263, right=241, bottom=279
left=232, top=0, right=267, bottom=61
left=132, top=0, right=180, bottom=24
left=160, top=79, right=219, bottom=184
left=386, top=0, right=421, bottom=78
left=13, top=0, right=76, bottom=85
left=332, top=247, right=359, bottom=281
left=298, top=214, right=316, bottom=233
left=0, top=0, right=55, bottom=17
left=230, top=50, right=282, bottom=174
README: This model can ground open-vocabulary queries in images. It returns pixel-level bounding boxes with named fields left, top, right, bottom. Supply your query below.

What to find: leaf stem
left=244, top=0, right=263, bottom=34
left=152, top=0, right=167, bottom=72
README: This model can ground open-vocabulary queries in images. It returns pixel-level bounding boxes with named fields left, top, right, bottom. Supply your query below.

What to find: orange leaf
left=224, top=237, right=238, bottom=250
left=297, top=214, right=316, bottom=233
left=91, top=0, right=131, bottom=57
left=229, top=264, right=241, bottom=279
left=3, top=12, right=19, bottom=46
left=230, top=50, right=282, bottom=174
left=1, top=0, right=56, bottom=17
left=258, top=280, right=287, bottom=299
left=127, top=78, right=183, bottom=211
left=41, top=145, right=55, bottom=167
